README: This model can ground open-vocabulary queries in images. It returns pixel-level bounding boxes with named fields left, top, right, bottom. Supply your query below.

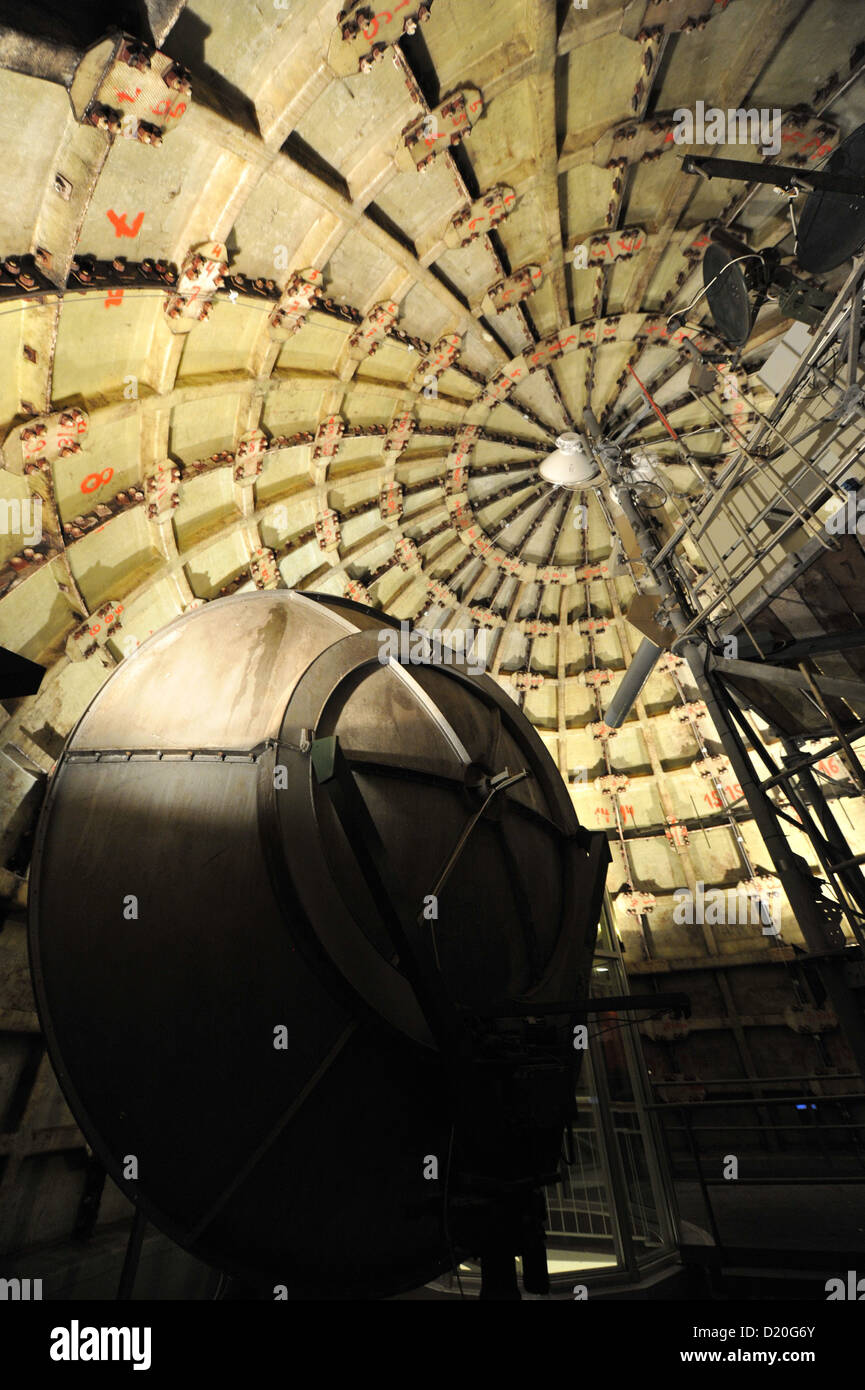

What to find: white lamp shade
left=538, top=432, right=600, bottom=488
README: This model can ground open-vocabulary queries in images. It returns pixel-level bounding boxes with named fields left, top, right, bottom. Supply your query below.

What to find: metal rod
left=117, top=1206, right=147, bottom=1300
left=849, top=269, right=864, bottom=391
left=797, top=663, right=865, bottom=797
left=740, top=750, right=865, bottom=950
left=763, top=256, right=865, bottom=430
left=682, top=153, right=865, bottom=196
left=654, top=267, right=865, bottom=628
left=680, top=1105, right=723, bottom=1248
left=477, top=991, right=689, bottom=1018
left=652, top=1073, right=861, bottom=1086
left=753, top=720, right=865, bottom=792
left=653, top=1097, right=865, bottom=1109
left=427, top=768, right=528, bottom=905
left=780, top=742, right=865, bottom=945
left=669, top=445, right=855, bottom=640
left=663, top=1120, right=865, bottom=1130
left=825, top=850, right=865, bottom=872
left=681, top=642, right=865, bottom=1083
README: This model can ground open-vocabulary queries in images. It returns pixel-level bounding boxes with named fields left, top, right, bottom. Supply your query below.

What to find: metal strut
left=684, top=643, right=865, bottom=1081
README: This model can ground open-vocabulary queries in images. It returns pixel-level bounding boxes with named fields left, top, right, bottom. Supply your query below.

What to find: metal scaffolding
left=603, top=254, right=865, bottom=1085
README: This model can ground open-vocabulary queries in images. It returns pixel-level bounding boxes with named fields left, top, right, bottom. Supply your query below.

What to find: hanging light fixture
left=538, top=431, right=602, bottom=489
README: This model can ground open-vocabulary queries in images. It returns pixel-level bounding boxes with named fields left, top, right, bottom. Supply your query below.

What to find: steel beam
left=682, top=640, right=865, bottom=1083
left=708, top=654, right=865, bottom=707
left=683, top=154, right=865, bottom=196
left=724, top=698, right=865, bottom=947
left=734, top=629, right=865, bottom=666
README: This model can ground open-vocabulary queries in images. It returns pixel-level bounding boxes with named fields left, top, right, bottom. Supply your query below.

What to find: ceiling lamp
left=538, top=432, right=602, bottom=489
